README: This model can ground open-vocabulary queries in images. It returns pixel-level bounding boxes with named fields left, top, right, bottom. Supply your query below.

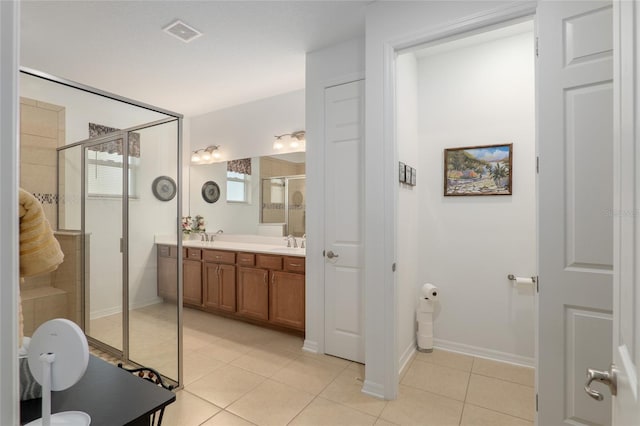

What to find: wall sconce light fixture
left=191, top=145, right=221, bottom=163
left=273, top=130, right=305, bottom=150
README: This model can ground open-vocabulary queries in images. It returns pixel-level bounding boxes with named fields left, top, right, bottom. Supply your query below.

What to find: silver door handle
left=584, top=364, right=617, bottom=401
left=326, top=250, right=339, bottom=259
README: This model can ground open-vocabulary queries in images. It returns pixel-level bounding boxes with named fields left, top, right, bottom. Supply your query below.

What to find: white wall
left=395, top=53, right=420, bottom=375
left=188, top=89, right=305, bottom=163
left=364, top=0, right=536, bottom=398
left=304, top=36, right=365, bottom=356
left=416, top=30, right=536, bottom=364
left=189, top=159, right=261, bottom=234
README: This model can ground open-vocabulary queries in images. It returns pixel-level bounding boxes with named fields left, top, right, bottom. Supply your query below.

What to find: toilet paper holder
left=507, top=274, right=536, bottom=284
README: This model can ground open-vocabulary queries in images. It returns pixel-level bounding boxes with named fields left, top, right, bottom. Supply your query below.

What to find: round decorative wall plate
left=202, top=181, right=221, bottom=204
left=151, top=176, right=176, bottom=201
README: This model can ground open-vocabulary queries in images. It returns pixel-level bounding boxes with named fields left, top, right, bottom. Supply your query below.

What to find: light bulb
left=273, top=139, right=284, bottom=150
left=202, top=151, right=211, bottom=161
left=191, top=152, right=200, bottom=162
left=290, top=140, right=299, bottom=148
left=213, top=151, right=221, bottom=159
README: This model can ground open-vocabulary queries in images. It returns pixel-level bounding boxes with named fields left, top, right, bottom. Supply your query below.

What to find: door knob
left=584, top=364, right=617, bottom=401
left=326, top=250, right=339, bottom=259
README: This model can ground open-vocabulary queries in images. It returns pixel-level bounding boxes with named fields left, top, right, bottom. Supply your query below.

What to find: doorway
left=394, top=18, right=537, bottom=371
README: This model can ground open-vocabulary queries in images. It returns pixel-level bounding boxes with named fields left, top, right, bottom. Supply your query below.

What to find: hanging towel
left=18, top=189, right=64, bottom=345
left=19, top=189, right=64, bottom=277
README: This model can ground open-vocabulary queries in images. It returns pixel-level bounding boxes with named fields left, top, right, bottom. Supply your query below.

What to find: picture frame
left=399, top=162, right=406, bottom=183
left=444, top=143, right=512, bottom=196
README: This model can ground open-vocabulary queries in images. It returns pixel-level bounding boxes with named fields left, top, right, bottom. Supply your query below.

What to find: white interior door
left=612, top=1, right=640, bottom=423
left=324, top=80, right=365, bottom=363
left=537, top=1, right=614, bottom=425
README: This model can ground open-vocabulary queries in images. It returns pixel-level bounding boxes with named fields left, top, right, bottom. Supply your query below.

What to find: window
left=87, top=149, right=139, bottom=198
left=226, top=171, right=250, bottom=203
left=226, top=158, right=252, bottom=203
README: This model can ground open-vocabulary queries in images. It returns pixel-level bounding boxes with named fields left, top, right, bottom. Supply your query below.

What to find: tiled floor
left=93, top=304, right=535, bottom=425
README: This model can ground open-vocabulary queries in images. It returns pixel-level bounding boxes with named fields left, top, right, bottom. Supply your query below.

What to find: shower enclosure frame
left=21, top=67, right=184, bottom=388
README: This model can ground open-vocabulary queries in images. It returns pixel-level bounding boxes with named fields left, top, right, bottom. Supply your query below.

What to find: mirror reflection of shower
left=261, top=175, right=306, bottom=237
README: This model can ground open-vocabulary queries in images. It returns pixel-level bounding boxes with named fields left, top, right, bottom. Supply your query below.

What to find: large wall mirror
left=189, top=152, right=305, bottom=237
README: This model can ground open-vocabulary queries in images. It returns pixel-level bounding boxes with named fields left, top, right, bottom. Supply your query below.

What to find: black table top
left=21, top=355, right=176, bottom=426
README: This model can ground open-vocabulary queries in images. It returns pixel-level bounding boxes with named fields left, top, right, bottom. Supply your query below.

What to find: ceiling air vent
left=163, top=20, right=203, bottom=43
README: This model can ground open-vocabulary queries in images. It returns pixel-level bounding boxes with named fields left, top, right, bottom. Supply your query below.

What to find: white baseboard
left=90, top=305, right=121, bottom=320
left=302, top=339, right=319, bottom=354
left=89, top=297, right=164, bottom=320
left=398, top=339, right=416, bottom=377
left=361, top=380, right=385, bottom=399
left=433, top=338, right=534, bottom=368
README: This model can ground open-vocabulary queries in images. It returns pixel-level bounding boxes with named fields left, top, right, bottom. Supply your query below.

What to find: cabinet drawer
left=237, top=252, right=255, bottom=266
left=284, top=256, right=305, bottom=273
left=203, top=250, right=236, bottom=264
left=186, top=248, right=202, bottom=260
left=158, top=245, right=176, bottom=257
left=256, top=254, right=283, bottom=270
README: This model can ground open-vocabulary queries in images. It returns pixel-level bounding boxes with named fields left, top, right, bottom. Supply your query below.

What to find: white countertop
left=155, top=235, right=306, bottom=258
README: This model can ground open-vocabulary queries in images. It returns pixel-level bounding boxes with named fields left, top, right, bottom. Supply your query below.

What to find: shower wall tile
left=21, top=144, right=57, bottom=167
left=20, top=97, right=36, bottom=106
left=19, top=97, right=65, bottom=229
left=34, top=291, right=68, bottom=325
left=52, top=232, right=83, bottom=325
left=21, top=104, right=58, bottom=139
left=36, top=100, right=64, bottom=112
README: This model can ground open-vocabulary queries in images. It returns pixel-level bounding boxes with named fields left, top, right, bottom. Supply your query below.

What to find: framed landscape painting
left=444, top=143, right=513, bottom=196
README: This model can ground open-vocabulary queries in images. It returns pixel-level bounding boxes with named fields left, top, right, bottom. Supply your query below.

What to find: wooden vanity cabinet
left=270, top=270, right=305, bottom=330
left=237, top=266, right=269, bottom=321
left=203, top=250, right=236, bottom=312
left=157, top=244, right=305, bottom=332
left=183, top=248, right=203, bottom=306
left=157, top=245, right=178, bottom=300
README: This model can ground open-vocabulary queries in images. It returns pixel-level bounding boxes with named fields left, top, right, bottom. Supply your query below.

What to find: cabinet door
left=203, top=262, right=220, bottom=309
left=237, top=267, right=269, bottom=321
left=183, top=259, right=202, bottom=306
left=157, top=253, right=177, bottom=300
left=270, top=271, right=305, bottom=330
left=219, top=264, right=237, bottom=312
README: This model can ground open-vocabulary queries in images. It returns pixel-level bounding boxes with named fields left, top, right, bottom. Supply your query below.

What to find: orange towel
left=18, top=189, right=64, bottom=346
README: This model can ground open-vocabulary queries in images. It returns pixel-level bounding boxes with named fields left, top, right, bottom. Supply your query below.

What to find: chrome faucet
left=201, top=229, right=223, bottom=242
left=285, top=234, right=298, bottom=248
left=300, top=234, right=306, bottom=249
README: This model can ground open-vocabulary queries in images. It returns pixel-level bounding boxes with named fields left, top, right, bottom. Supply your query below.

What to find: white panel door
left=538, top=1, right=614, bottom=425
left=324, top=80, right=365, bottom=363
left=612, top=1, right=640, bottom=423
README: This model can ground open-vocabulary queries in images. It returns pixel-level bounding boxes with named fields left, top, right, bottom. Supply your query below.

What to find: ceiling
left=20, top=1, right=368, bottom=117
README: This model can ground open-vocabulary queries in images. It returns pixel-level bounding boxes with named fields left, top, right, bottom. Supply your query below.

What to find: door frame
left=376, top=1, right=538, bottom=399
left=0, top=1, right=20, bottom=423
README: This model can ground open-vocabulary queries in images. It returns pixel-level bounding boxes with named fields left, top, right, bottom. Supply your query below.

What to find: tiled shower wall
left=20, top=96, right=65, bottom=227
left=19, top=98, right=84, bottom=336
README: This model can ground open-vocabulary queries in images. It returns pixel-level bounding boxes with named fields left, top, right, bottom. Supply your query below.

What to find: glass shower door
left=126, top=120, right=180, bottom=382
left=83, top=136, right=126, bottom=353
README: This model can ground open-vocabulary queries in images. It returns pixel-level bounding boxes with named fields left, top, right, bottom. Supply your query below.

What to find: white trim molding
left=0, top=1, right=20, bottom=423
left=434, top=338, right=535, bottom=368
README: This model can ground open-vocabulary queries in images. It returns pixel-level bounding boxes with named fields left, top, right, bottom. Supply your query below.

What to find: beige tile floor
left=93, top=304, right=535, bottom=426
